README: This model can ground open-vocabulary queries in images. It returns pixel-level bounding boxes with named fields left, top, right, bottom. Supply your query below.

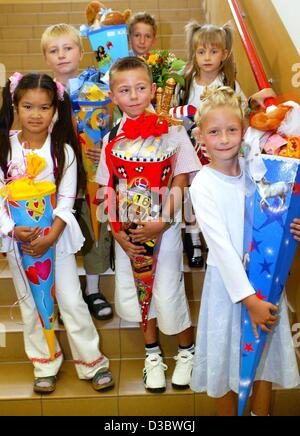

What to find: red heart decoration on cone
left=43, top=227, right=51, bottom=236
left=25, top=266, right=40, bottom=285
left=35, top=259, right=51, bottom=281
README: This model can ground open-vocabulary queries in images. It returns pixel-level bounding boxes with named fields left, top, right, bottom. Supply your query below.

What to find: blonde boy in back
left=41, top=24, right=113, bottom=321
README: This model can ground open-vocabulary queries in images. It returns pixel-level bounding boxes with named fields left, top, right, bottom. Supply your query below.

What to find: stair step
left=0, top=359, right=299, bottom=416
left=0, top=254, right=205, bottom=305
left=0, top=8, right=203, bottom=28
left=0, top=298, right=199, bottom=362
left=0, top=0, right=202, bottom=14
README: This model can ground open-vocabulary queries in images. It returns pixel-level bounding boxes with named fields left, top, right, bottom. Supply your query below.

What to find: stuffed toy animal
left=86, top=1, right=105, bottom=28
left=100, top=9, right=131, bottom=26
left=85, top=1, right=131, bottom=30
left=250, top=104, right=292, bottom=131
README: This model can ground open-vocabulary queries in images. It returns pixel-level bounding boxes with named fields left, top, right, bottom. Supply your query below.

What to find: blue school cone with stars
left=239, top=155, right=300, bottom=416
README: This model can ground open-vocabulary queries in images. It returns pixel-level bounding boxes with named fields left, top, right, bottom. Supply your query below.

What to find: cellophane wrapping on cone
left=238, top=102, right=300, bottom=416
left=0, top=154, right=57, bottom=360
left=106, top=114, right=178, bottom=329
left=70, top=71, right=113, bottom=242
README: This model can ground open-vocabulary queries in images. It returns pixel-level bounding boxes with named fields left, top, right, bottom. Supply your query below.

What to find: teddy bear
left=86, top=1, right=105, bottom=29
left=85, top=1, right=131, bottom=30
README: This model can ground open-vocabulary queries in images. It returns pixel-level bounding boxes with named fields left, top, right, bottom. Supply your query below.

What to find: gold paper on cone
left=147, top=78, right=183, bottom=127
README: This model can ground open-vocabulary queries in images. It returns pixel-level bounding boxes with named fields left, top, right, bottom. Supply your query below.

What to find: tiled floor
left=0, top=252, right=300, bottom=416
left=0, top=358, right=299, bottom=416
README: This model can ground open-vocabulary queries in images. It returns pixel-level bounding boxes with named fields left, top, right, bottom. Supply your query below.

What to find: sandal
left=33, top=376, right=57, bottom=394
left=84, top=292, right=113, bottom=321
left=92, top=367, right=114, bottom=391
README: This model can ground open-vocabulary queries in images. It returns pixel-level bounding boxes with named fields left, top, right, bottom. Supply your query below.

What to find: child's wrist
left=243, top=294, right=258, bottom=309
left=45, top=231, right=57, bottom=246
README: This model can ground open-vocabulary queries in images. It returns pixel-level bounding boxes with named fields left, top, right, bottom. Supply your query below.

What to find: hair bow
left=9, top=72, right=24, bottom=99
left=54, top=80, right=65, bottom=101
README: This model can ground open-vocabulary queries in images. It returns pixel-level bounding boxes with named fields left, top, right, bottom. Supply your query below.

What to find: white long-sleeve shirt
left=187, top=74, right=248, bottom=111
left=0, top=133, right=84, bottom=254
left=190, top=163, right=255, bottom=303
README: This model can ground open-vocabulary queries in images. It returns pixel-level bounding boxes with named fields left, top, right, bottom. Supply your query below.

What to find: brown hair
left=109, top=57, right=153, bottom=89
left=41, top=23, right=83, bottom=55
left=128, top=12, right=157, bottom=36
left=182, top=20, right=236, bottom=104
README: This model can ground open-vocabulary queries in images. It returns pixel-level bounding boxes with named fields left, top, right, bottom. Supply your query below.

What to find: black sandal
left=92, top=367, right=114, bottom=391
left=84, top=292, right=113, bottom=321
left=33, top=376, right=57, bottom=394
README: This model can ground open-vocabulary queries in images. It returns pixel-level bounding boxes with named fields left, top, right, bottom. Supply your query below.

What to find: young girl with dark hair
left=0, top=72, right=113, bottom=394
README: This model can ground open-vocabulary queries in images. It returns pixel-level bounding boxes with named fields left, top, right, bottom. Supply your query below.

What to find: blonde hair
left=128, top=12, right=157, bottom=36
left=41, top=23, right=83, bottom=54
left=195, top=86, right=244, bottom=126
left=182, top=20, right=236, bottom=104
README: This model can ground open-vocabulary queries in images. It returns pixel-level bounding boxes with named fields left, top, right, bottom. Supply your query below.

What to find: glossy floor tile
left=271, top=387, right=300, bottom=416
left=0, top=362, right=41, bottom=400
left=118, top=358, right=195, bottom=416
left=119, top=394, right=195, bottom=416
left=0, top=400, right=42, bottom=416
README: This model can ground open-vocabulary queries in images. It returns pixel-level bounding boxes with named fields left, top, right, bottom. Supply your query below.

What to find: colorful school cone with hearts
left=0, top=154, right=57, bottom=360
left=238, top=101, right=300, bottom=416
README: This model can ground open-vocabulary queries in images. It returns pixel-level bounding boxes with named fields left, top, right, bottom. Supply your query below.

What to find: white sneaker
left=172, top=350, right=194, bottom=389
left=143, top=353, right=168, bottom=393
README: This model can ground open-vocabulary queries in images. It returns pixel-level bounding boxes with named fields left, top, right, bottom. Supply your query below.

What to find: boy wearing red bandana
left=96, top=57, right=201, bottom=392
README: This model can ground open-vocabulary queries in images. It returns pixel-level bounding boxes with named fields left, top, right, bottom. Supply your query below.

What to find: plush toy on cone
left=0, top=154, right=57, bottom=360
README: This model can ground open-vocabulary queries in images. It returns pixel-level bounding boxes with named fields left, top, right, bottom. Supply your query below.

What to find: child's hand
left=243, top=295, right=278, bottom=339
left=115, top=230, right=147, bottom=260
left=86, top=147, right=101, bottom=165
left=21, top=235, right=53, bottom=258
left=14, top=226, right=42, bottom=243
left=249, top=88, right=277, bottom=108
left=129, top=220, right=167, bottom=244
left=290, top=218, right=300, bottom=242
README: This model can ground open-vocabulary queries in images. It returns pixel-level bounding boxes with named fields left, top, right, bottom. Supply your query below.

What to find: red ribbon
left=122, top=113, right=169, bottom=140
left=105, top=113, right=169, bottom=233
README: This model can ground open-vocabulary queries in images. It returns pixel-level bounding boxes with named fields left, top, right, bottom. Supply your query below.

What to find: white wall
left=272, top=0, right=300, bottom=55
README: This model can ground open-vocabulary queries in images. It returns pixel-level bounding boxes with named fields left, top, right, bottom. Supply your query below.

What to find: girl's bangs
left=195, top=30, right=224, bottom=49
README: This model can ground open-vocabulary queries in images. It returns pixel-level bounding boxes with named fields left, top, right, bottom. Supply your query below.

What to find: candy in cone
left=106, top=113, right=178, bottom=329
left=74, top=96, right=113, bottom=242
left=111, top=154, right=176, bottom=329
